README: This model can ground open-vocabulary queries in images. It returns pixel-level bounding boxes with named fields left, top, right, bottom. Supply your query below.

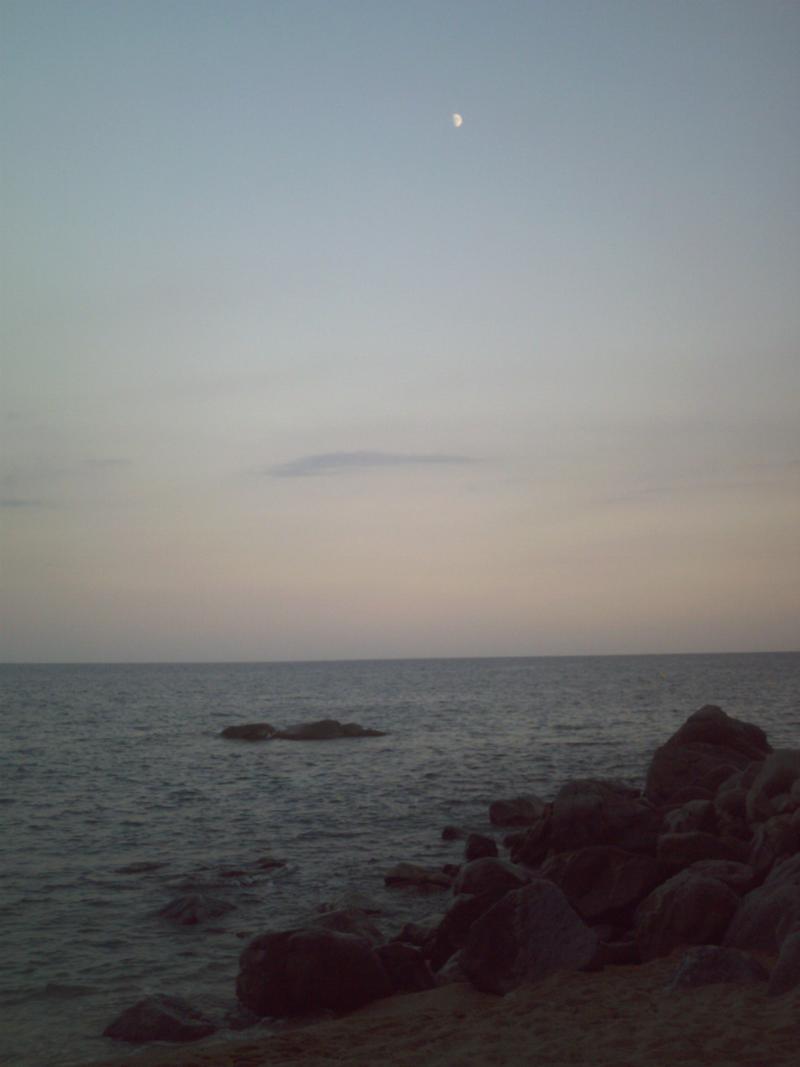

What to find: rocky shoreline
left=94, top=704, right=800, bottom=1060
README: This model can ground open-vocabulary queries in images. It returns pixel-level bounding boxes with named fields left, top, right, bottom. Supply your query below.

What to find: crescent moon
left=452, top=113, right=463, bottom=128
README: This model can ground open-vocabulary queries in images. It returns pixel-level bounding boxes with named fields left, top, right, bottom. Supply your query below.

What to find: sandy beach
left=87, top=952, right=799, bottom=1067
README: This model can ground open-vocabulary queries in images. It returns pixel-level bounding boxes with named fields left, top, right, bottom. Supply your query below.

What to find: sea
left=1, top=653, right=798, bottom=1066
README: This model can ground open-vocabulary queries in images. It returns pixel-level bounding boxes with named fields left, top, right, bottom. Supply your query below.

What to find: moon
left=452, top=113, right=463, bottom=128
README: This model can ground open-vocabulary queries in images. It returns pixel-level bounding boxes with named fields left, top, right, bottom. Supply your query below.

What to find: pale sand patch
left=86, top=955, right=799, bottom=1067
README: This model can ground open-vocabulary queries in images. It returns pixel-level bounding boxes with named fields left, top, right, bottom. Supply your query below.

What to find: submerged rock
left=103, top=995, right=216, bottom=1043
left=384, top=862, right=453, bottom=891
left=220, top=722, right=276, bottom=741
left=158, top=893, right=235, bottom=925
left=274, top=719, right=385, bottom=740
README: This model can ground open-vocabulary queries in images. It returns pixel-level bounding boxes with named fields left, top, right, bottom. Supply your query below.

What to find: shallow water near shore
left=1, top=652, right=798, bottom=1066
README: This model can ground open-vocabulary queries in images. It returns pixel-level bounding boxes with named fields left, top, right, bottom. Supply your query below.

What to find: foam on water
left=1, top=653, right=798, bottom=1065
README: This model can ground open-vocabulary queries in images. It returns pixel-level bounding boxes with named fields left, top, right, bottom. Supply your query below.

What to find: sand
left=86, top=953, right=799, bottom=1067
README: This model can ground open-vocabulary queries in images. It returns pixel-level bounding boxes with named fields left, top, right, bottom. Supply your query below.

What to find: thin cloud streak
left=269, top=450, right=477, bottom=478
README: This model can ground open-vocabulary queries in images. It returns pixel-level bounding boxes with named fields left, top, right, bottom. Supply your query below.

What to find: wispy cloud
left=269, top=450, right=477, bottom=478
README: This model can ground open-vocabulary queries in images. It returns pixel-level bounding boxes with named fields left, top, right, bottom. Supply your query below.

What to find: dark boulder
left=549, top=779, right=660, bottom=855
left=663, top=800, right=718, bottom=835
left=657, top=831, right=749, bottom=869
left=274, top=719, right=385, bottom=740
left=768, top=929, right=800, bottom=996
left=666, top=946, right=768, bottom=991
left=687, top=860, right=756, bottom=895
left=489, top=795, right=546, bottom=827
left=746, top=750, right=800, bottom=825
left=505, top=811, right=552, bottom=867
left=424, top=890, right=508, bottom=971
left=540, top=846, right=663, bottom=924
left=220, top=723, right=276, bottom=741
left=452, top=857, right=529, bottom=898
left=724, top=854, right=800, bottom=953
left=634, top=870, right=739, bottom=961
left=464, top=833, right=498, bottom=862
left=748, top=813, right=800, bottom=879
left=236, top=928, right=392, bottom=1016
left=459, top=880, right=598, bottom=995
left=376, top=942, right=435, bottom=993
left=158, top=894, right=235, bottom=925
left=644, top=705, right=771, bottom=807
left=310, top=908, right=383, bottom=946
left=103, top=995, right=216, bottom=1043
left=441, top=825, right=466, bottom=840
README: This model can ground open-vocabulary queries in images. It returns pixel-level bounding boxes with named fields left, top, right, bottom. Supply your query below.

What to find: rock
left=489, top=795, right=546, bottom=827
left=539, top=846, right=663, bottom=924
left=464, top=833, right=498, bottom=862
left=666, top=946, right=768, bottom=990
left=748, top=813, right=800, bottom=878
left=549, top=779, right=660, bottom=855
left=597, top=940, right=641, bottom=966
left=255, top=855, right=287, bottom=871
left=688, top=860, right=756, bottom=895
left=394, top=918, right=441, bottom=948
left=376, top=942, right=435, bottom=993
left=236, top=928, right=392, bottom=1016
left=424, top=890, right=508, bottom=971
left=663, top=800, right=718, bottom=835
left=747, top=750, right=800, bottom=824
left=452, top=857, right=529, bottom=898
left=634, top=871, right=739, bottom=961
left=220, top=723, right=276, bottom=741
left=459, top=880, right=599, bottom=995
left=117, top=861, right=167, bottom=875
left=158, top=894, right=235, bottom=925
left=311, top=908, right=383, bottom=946
left=441, top=825, right=466, bottom=840
left=657, top=831, right=749, bottom=868
left=724, top=855, right=800, bottom=953
left=274, top=719, right=385, bottom=740
left=505, top=814, right=552, bottom=867
left=644, top=705, right=771, bottom=807
left=103, top=995, right=216, bottom=1043
left=384, top=863, right=453, bottom=891
left=768, top=929, right=800, bottom=996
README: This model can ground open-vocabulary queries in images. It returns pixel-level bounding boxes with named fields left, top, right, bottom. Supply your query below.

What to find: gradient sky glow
left=2, top=0, right=799, bottom=662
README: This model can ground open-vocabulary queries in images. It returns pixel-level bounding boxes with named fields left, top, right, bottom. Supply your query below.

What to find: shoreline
left=84, top=954, right=798, bottom=1067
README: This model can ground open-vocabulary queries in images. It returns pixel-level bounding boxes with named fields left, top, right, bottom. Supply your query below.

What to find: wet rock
left=384, top=863, right=453, bottom=891
left=464, top=833, right=498, bottom=862
left=220, top=723, right=276, bottom=741
left=103, top=995, right=216, bottom=1043
left=310, top=908, right=383, bottom=946
left=666, top=946, right=768, bottom=990
left=452, top=857, right=529, bottom=897
left=489, top=795, right=546, bottom=827
left=459, top=880, right=599, bottom=995
left=539, top=846, right=663, bottom=924
left=117, top=861, right=167, bottom=875
left=255, top=855, right=287, bottom=871
left=644, top=705, right=771, bottom=807
left=441, top=825, right=466, bottom=840
left=236, top=928, right=392, bottom=1016
left=634, top=871, right=739, bottom=961
left=158, top=894, right=235, bottom=925
left=768, top=929, right=800, bottom=996
left=274, top=719, right=385, bottom=740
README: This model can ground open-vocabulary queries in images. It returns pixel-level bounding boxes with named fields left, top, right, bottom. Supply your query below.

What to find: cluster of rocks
left=104, top=704, right=800, bottom=1046
left=220, top=718, right=385, bottom=741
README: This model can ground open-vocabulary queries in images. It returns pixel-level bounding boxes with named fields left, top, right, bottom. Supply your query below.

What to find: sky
left=1, top=0, right=799, bottom=662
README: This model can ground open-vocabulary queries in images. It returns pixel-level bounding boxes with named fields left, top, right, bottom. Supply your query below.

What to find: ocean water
left=1, top=653, right=798, bottom=1066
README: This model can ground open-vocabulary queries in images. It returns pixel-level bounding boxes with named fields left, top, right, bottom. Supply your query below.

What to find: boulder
left=724, top=855, right=800, bottom=953
left=103, top=995, right=216, bottom=1043
left=375, top=942, right=435, bottom=993
left=768, top=929, right=800, bottom=996
left=459, top=880, right=599, bottom=995
left=424, top=890, right=508, bottom=971
left=747, top=750, right=800, bottom=824
left=644, top=705, right=771, bottom=807
left=489, top=795, right=546, bottom=827
left=687, top=860, right=756, bottom=895
left=666, top=946, right=768, bottom=991
left=505, top=813, right=552, bottom=867
left=549, top=779, right=660, bottom=855
left=274, top=719, right=385, bottom=740
left=311, top=908, right=383, bottom=946
left=634, top=871, right=739, bottom=961
left=663, top=800, right=718, bottom=835
left=236, top=928, right=392, bottom=1016
left=539, top=846, right=663, bottom=924
left=441, top=825, right=466, bottom=840
left=747, top=813, right=800, bottom=879
left=158, top=894, right=235, bottom=925
left=384, top=863, right=453, bottom=891
left=465, top=833, right=498, bottom=862
left=220, top=723, right=276, bottom=741
left=657, top=831, right=749, bottom=868
left=452, top=857, right=529, bottom=898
